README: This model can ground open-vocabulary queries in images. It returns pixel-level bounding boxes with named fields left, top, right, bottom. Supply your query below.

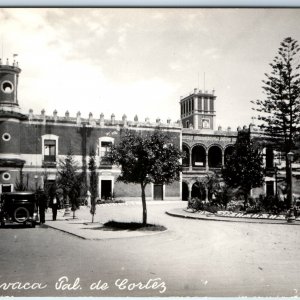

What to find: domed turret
left=0, top=58, right=21, bottom=112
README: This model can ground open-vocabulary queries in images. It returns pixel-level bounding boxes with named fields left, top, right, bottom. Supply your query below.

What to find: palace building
left=0, top=61, right=297, bottom=201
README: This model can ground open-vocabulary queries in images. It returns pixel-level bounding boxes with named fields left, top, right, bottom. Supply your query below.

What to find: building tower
left=0, top=58, right=25, bottom=193
left=180, top=88, right=216, bottom=130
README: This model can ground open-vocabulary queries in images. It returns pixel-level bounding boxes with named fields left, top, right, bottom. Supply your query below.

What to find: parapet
left=180, top=88, right=216, bottom=101
left=25, top=109, right=181, bottom=130
left=0, top=58, right=21, bottom=73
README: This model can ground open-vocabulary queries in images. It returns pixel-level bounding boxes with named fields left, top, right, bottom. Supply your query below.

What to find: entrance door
left=182, top=182, right=189, bottom=201
left=154, top=184, right=163, bottom=200
left=266, top=181, right=274, bottom=197
left=101, top=180, right=112, bottom=200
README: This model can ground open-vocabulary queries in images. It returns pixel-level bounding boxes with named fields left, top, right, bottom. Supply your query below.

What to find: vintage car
left=0, top=192, right=39, bottom=227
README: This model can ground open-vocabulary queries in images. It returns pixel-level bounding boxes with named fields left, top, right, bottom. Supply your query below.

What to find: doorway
left=101, top=180, right=112, bottom=200
left=154, top=184, right=163, bottom=200
left=182, top=182, right=189, bottom=201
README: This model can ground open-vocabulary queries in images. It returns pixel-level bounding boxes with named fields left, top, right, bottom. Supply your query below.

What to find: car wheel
left=13, top=207, right=30, bottom=223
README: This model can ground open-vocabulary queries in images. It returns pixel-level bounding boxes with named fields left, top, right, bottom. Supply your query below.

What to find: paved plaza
left=1, top=201, right=300, bottom=297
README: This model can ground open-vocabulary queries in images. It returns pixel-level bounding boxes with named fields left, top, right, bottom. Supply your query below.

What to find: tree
left=192, top=171, right=221, bottom=201
left=88, top=149, right=98, bottom=223
left=15, top=169, right=29, bottom=191
left=111, top=129, right=183, bottom=225
left=251, top=37, right=300, bottom=206
left=222, top=129, right=264, bottom=204
left=57, top=149, right=83, bottom=219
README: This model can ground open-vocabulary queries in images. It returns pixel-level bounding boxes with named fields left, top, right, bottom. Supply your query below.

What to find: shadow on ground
left=83, top=221, right=167, bottom=232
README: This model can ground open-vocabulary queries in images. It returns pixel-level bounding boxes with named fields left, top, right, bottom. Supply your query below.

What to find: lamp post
left=34, top=175, right=38, bottom=191
left=274, top=163, right=278, bottom=200
left=286, top=151, right=295, bottom=223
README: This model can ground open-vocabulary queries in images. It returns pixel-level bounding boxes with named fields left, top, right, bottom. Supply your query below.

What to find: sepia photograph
left=0, top=7, right=300, bottom=297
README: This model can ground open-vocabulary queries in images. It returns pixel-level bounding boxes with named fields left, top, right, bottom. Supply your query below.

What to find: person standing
left=36, top=188, right=47, bottom=224
left=49, top=193, right=59, bottom=221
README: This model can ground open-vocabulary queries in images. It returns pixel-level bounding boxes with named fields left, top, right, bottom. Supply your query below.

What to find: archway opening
left=208, top=146, right=222, bottom=168
left=224, top=146, right=234, bottom=164
left=192, top=145, right=206, bottom=168
left=191, top=181, right=206, bottom=200
left=182, top=144, right=190, bottom=167
left=182, top=182, right=189, bottom=201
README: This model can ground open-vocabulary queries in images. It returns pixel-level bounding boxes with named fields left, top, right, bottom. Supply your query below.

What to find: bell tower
left=0, top=58, right=21, bottom=112
left=0, top=58, right=25, bottom=193
left=180, top=88, right=216, bottom=130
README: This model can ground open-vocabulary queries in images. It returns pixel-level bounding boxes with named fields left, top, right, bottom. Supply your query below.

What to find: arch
left=182, top=144, right=190, bottom=167
left=191, top=181, right=206, bottom=200
left=191, top=144, right=206, bottom=167
left=208, top=145, right=222, bottom=168
left=224, top=145, right=234, bottom=164
left=182, top=181, right=189, bottom=201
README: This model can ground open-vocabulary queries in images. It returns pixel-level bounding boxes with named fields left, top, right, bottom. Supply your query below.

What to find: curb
left=44, top=222, right=170, bottom=240
left=43, top=223, right=88, bottom=240
left=165, top=211, right=300, bottom=225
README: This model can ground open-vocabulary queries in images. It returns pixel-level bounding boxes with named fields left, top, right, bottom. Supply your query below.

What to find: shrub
left=188, top=198, right=220, bottom=213
left=203, top=203, right=219, bottom=214
left=188, top=198, right=204, bottom=211
left=227, top=200, right=244, bottom=212
left=258, top=195, right=286, bottom=214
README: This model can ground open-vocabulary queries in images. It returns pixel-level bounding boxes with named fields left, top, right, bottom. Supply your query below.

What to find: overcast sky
left=1, top=8, right=300, bottom=129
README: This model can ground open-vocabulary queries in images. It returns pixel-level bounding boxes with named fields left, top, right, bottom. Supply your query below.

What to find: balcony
left=99, top=157, right=113, bottom=169
left=42, top=155, right=57, bottom=168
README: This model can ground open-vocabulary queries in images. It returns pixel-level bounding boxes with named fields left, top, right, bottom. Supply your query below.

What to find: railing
left=44, top=155, right=56, bottom=162
left=99, top=157, right=113, bottom=169
left=42, top=156, right=56, bottom=168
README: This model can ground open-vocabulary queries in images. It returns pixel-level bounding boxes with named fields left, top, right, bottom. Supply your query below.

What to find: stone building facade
left=1, top=61, right=297, bottom=201
left=0, top=61, right=181, bottom=200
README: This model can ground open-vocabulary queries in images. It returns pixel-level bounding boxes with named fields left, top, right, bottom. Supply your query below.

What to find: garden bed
left=102, top=221, right=167, bottom=231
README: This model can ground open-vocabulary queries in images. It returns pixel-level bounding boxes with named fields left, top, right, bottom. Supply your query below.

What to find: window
left=2, top=133, right=11, bottom=142
left=202, top=119, right=210, bottom=129
left=1, top=81, right=14, bottom=94
left=204, top=98, right=208, bottom=112
left=99, top=137, right=114, bottom=165
left=0, top=184, right=13, bottom=193
left=44, top=140, right=56, bottom=162
left=2, top=172, right=11, bottom=181
left=42, top=135, right=59, bottom=166
left=266, top=147, right=274, bottom=168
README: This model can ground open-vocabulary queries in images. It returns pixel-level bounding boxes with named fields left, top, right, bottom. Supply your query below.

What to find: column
left=193, top=96, right=198, bottom=129
left=188, top=183, right=192, bottom=200
left=205, top=188, right=209, bottom=203
left=189, top=150, right=192, bottom=171
left=206, top=152, right=209, bottom=171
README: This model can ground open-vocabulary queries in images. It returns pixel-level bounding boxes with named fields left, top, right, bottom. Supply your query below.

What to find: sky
left=1, top=8, right=300, bottom=129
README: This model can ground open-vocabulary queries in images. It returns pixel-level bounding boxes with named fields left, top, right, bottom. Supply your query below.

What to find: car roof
left=2, top=192, right=36, bottom=195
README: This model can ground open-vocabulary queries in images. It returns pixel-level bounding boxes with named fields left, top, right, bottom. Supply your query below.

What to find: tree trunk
left=243, top=189, right=250, bottom=210
left=286, top=154, right=292, bottom=209
left=141, top=183, right=147, bottom=225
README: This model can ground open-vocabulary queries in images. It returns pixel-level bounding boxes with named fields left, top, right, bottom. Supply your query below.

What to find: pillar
left=193, top=96, right=198, bottom=129
left=188, top=183, right=192, bottom=200
left=205, top=188, right=209, bottom=202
